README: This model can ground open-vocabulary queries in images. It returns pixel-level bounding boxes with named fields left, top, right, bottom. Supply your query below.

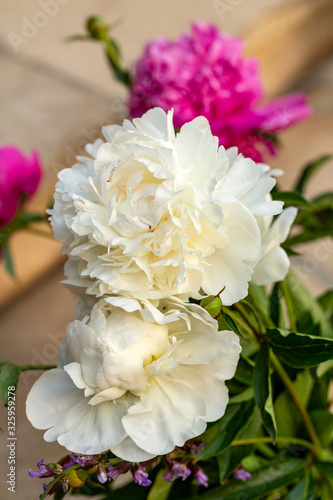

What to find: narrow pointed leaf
left=295, top=155, right=332, bottom=193
left=3, top=244, right=16, bottom=278
left=223, top=313, right=245, bottom=338
left=0, top=363, right=20, bottom=404
left=253, top=340, right=277, bottom=442
left=285, top=470, right=311, bottom=500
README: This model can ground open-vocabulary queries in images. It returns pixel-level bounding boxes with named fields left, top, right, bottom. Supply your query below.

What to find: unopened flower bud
left=86, top=16, right=109, bottom=40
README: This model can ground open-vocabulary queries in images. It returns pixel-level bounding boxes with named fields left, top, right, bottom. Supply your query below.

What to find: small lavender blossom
left=29, top=460, right=58, bottom=478
left=107, top=461, right=131, bottom=481
left=164, top=461, right=192, bottom=482
left=133, top=466, right=152, bottom=487
left=97, top=465, right=108, bottom=484
left=67, top=453, right=97, bottom=467
left=193, top=465, right=208, bottom=487
left=234, top=467, right=252, bottom=481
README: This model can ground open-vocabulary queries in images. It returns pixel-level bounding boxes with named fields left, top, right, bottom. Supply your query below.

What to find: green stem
left=280, top=280, right=297, bottom=331
left=231, top=436, right=317, bottom=453
left=256, top=443, right=276, bottom=459
left=249, top=287, right=274, bottom=328
left=229, top=306, right=260, bottom=345
left=240, top=300, right=266, bottom=334
left=235, top=303, right=259, bottom=333
left=20, top=364, right=56, bottom=371
left=270, top=352, right=321, bottom=454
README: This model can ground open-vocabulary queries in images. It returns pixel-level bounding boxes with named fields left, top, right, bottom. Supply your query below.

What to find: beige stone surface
left=0, top=0, right=332, bottom=498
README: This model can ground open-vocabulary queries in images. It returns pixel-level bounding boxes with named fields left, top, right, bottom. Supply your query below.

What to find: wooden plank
left=246, top=0, right=333, bottom=96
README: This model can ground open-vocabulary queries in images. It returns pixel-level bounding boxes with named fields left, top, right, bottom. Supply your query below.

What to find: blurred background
left=0, top=0, right=333, bottom=498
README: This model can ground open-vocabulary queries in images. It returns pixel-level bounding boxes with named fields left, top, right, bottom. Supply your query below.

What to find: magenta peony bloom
left=0, top=145, right=42, bottom=227
left=128, top=23, right=311, bottom=161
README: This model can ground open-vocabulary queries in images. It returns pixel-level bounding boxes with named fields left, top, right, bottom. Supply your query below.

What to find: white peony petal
left=111, top=436, right=156, bottom=462
left=252, top=246, right=291, bottom=285
left=26, top=369, right=129, bottom=454
left=122, top=376, right=207, bottom=456
left=166, top=361, right=231, bottom=421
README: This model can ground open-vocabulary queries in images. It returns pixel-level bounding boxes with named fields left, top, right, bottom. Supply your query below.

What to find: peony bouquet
left=1, top=18, right=333, bottom=500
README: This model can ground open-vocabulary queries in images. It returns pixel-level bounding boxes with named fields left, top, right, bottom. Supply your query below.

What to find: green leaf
left=217, top=406, right=262, bottom=483
left=233, top=358, right=254, bottom=386
left=274, top=370, right=313, bottom=438
left=0, top=364, right=20, bottom=404
left=267, top=328, right=333, bottom=368
left=314, top=461, right=333, bottom=479
left=295, top=155, right=332, bottom=193
left=223, top=313, right=245, bottom=338
left=285, top=470, right=311, bottom=500
left=249, top=284, right=270, bottom=314
left=270, top=283, right=280, bottom=326
left=310, top=409, right=333, bottom=446
left=318, top=290, right=333, bottom=315
left=192, top=458, right=306, bottom=500
left=272, top=190, right=309, bottom=207
left=253, top=341, right=277, bottom=442
left=285, top=273, right=333, bottom=338
left=317, top=360, right=333, bottom=378
left=229, top=387, right=254, bottom=404
left=147, top=469, right=172, bottom=500
left=197, top=399, right=254, bottom=460
left=3, top=244, right=16, bottom=278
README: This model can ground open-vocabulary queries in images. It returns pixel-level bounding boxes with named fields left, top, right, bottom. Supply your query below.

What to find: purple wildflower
left=234, top=467, right=252, bottom=481
left=64, top=453, right=98, bottom=469
left=164, top=461, right=192, bottom=482
left=133, top=466, right=152, bottom=487
left=29, top=460, right=58, bottom=479
left=193, top=465, right=209, bottom=487
left=97, top=465, right=108, bottom=484
left=107, top=461, right=131, bottom=481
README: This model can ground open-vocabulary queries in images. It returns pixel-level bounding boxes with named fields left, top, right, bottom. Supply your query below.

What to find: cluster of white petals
left=50, top=108, right=286, bottom=306
left=27, top=107, right=296, bottom=462
left=26, top=300, right=241, bottom=461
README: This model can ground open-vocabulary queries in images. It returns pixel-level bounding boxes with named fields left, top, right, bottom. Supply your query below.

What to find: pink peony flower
left=128, top=23, right=311, bottom=161
left=0, top=145, right=42, bottom=227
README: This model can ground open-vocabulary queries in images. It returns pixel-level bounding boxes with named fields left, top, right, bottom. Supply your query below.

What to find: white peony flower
left=252, top=207, right=298, bottom=285
left=50, top=107, right=284, bottom=306
left=26, top=299, right=241, bottom=461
